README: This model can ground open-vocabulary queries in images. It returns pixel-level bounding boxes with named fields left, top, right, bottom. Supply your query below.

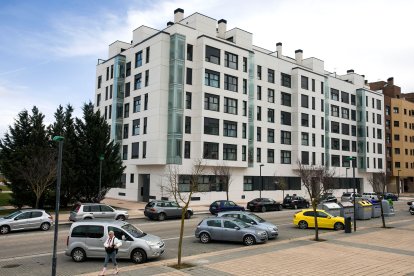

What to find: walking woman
left=99, top=230, right=122, bottom=275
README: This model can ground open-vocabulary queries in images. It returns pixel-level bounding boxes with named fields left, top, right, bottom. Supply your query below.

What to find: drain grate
left=2, top=264, right=21, bottom=268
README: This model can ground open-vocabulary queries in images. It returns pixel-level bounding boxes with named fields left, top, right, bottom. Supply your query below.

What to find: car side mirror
left=14, top=217, right=19, bottom=221
left=250, top=221, right=256, bottom=225
left=234, top=226, right=240, bottom=230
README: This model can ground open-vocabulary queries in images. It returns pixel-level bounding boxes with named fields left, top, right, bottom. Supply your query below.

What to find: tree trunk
left=313, top=200, right=319, bottom=241
left=177, top=205, right=187, bottom=267
left=226, top=190, right=229, bottom=201
left=35, top=195, right=40, bottom=209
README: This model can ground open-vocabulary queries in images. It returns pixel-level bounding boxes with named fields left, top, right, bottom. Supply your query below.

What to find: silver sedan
left=0, top=209, right=53, bottom=234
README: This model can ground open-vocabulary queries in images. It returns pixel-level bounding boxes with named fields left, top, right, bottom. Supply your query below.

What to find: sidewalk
left=78, top=218, right=414, bottom=276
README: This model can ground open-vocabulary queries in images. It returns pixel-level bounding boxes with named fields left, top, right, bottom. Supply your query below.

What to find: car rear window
left=146, top=202, right=155, bottom=208
left=206, top=219, right=222, bottom=227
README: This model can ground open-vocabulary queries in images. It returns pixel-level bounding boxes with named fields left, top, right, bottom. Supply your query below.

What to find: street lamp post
left=99, top=154, right=104, bottom=201
left=52, top=136, right=64, bottom=276
left=397, top=169, right=401, bottom=197
left=259, top=164, right=264, bottom=198
left=346, top=168, right=350, bottom=193
left=346, top=156, right=356, bottom=232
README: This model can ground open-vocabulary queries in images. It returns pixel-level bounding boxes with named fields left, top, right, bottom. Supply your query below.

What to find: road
left=0, top=201, right=412, bottom=275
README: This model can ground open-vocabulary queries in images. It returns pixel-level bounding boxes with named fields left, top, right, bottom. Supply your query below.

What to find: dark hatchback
left=383, top=193, right=398, bottom=201
left=209, top=200, right=245, bottom=215
left=282, top=195, right=310, bottom=209
left=247, top=198, right=283, bottom=212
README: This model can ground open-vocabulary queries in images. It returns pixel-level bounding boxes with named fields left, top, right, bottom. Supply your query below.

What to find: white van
left=362, top=192, right=378, bottom=200
left=65, top=220, right=165, bottom=263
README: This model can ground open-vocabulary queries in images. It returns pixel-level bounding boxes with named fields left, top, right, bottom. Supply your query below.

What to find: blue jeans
left=103, top=251, right=117, bottom=267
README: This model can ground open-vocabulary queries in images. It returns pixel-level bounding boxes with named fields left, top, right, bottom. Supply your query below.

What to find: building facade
left=94, top=9, right=385, bottom=203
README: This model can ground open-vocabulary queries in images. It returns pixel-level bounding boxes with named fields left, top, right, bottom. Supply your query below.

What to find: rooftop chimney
left=387, top=77, right=394, bottom=85
left=295, top=49, right=303, bottom=64
left=218, top=19, right=227, bottom=38
left=276, top=42, right=282, bottom=57
left=167, top=21, right=174, bottom=27
left=347, top=69, right=354, bottom=74
left=174, top=8, right=184, bottom=23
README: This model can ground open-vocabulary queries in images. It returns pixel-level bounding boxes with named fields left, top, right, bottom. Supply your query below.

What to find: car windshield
left=122, top=224, right=145, bottom=238
left=233, top=219, right=252, bottom=228
left=3, top=210, right=22, bottom=219
left=247, top=213, right=266, bottom=223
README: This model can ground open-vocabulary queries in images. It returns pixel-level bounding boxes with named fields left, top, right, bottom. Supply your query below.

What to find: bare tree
left=369, top=171, right=390, bottom=228
left=211, top=162, right=232, bottom=200
left=162, top=159, right=205, bottom=268
left=276, top=176, right=288, bottom=201
left=18, top=149, right=57, bottom=208
left=296, top=161, right=335, bottom=241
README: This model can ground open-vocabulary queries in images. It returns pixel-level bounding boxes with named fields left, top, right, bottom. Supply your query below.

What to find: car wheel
left=116, top=215, right=126, bottom=221
left=131, top=249, right=147, bottom=264
left=243, top=235, right=255, bottom=246
left=0, top=225, right=10, bottom=234
left=199, top=232, right=211, bottom=244
left=298, top=220, right=308, bottom=229
left=185, top=211, right=192, bottom=219
left=261, top=206, right=267, bottom=212
left=278, top=205, right=283, bottom=211
left=334, top=222, right=344, bottom=231
left=410, top=209, right=414, bottom=215
left=158, top=213, right=166, bottom=221
left=71, top=248, right=86, bottom=262
left=40, top=222, right=51, bottom=231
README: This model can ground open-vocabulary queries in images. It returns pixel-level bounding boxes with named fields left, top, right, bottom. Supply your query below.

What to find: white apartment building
left=94, top=8, right=385, bottom=204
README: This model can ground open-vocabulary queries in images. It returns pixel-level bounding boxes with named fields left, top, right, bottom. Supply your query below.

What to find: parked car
left=217, top=211, right=279, bottom=239
left=69, top=203, right=129, bottom=222
left=195, top=216, right=268, bottom=246
left=362, top=192, right=379, bottom=200
left=340, top=192, right=362, bottom=202
left=408, top=201, right=414, bottom=215
left=144, top=200, right=193, bottom=221
left=65, top=220, right=165, bottom=263
left=0, top=209, right=53, bottom=234
left=209, top=200, right=245, bottom=215
left=282, top=195, right=310, bottom=209
left=319, top=194, right=337, bottom=203
left=383, top=193, right=398, bottom=201
left=293, top=209, right=345, bottom=230
left=247, top=198, right=283, bottom=212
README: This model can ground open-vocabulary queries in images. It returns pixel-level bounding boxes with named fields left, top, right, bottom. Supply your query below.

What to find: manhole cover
left=2, top=264, right=21, bottom=268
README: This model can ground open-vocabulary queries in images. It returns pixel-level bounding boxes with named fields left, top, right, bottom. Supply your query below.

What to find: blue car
left=383, top=193, right=398, bottom=201
left=209, top=200, right=245, bottom=215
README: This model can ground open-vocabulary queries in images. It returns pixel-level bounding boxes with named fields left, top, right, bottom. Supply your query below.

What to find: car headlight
left=269, top=226, right=278, bottom=231
left=146, top=240, right=159, bottom=247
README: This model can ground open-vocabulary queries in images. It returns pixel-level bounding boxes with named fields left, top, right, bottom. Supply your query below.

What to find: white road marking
left=0, top=251, right=66, bottom=262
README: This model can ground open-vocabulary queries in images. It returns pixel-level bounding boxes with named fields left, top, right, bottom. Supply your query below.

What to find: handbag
left=105, top=237, right=116, bottom=254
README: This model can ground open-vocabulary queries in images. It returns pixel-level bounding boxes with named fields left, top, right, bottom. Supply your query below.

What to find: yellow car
left=293, top=209, right=345, bottom=230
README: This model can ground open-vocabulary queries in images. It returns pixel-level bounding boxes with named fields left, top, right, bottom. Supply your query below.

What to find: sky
left=1, top=0, right=413, bottom=137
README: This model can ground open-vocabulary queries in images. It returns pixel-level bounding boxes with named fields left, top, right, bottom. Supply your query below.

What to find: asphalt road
left=0, top=201, right=412, bottom=276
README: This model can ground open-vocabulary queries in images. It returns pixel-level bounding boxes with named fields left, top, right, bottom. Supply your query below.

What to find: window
left=142, top=141, right=146, bottom=158
left=301, top=113, right=309, bottom=127
left=267, top=149, right=274, bottom=163
left=331, top=138, right=340, bottom=150
left=341, top=107, right=349, bottom=119
left=224, top=97, right=238, bottom=114
left=281, top=73, right=291, bottom=88
left=330, top=89, right=339, bottom=101
left=134, top=73, right=142, bottom=90
left=145, top=46, right=150, bottom=63
left=143, top=117, right=147, bottom=134
left=312, top=97, right=315, bottom=110
left=301, top=94, right=309, bottom=108
left=224, top=120, right=237, bottom=137
left=385, top=105, right=390, bottom=115
left=224, top=74, right=238, bottom=92
left=301, top=151, right=309, bottom=165
left=243, top=57, right=247, bottom=72
left=257, top=127, right=261, bottom=141
left=281, top=131, right=291, bottom=145
left=124, top=103, right=129, bottom=118
left=204, top=142, right=219, bottom=159
left=281, top=150, right=291, bottom=164
left=187, top=44, right=193, bottom=61
left=184, top=141, right=190, bottom=158
left=126, top=62, right=131, bottom=77
left=186, top=92, right=192, bottom=109
left=331, top=105, right=339, bottom=117
left=257, top=65, right=262, bottom=80
left=242, top=145, right=247, bottom=161
left=302, top=132, right=309, bottom=146
left=257, top=148, right=261, bottom=163
left=301, top=76, right=308, bottom=90
left=123, top=124, right=129, bottom=139
left=351, top=110, right=356, bottom=121
left=242, top=123, right=247, bottom=139
left=132, top=119, right=140, bottom=135
left=185, top=116, right=191, bottom=134
left=204, top=117, right=219, bottom=135
left=135, top=51, right=142, bottom=68
left=342, top=123, right=350, bottom=135
left=394, top=120, right=400, bottom=127
left=133, top=96, right=141, bottom=113
left=125, top=82, right=130, bottom=98
left=97, top=76, right=102, bottom=89
left=312, top=79, right=315, bottom=92
left=122, top=145, right=128, bottom=160
left=205, top=45, right=220, bottom=64
left=377, top=114, right=381, bottom=125
left=331, top=121, right=340, bottom=133
left=331, top=155, right=340, bottom=167
left=266, top=89, right=275, bottom=103
left=145, top=70, right=149, bottom=86
left=205, top=69, right=220, bottom=88
left=243, top=101, right=247, bottom=116
left=257, top=86, right=262, bottom=100
left=97, top=94, right=101, bottom=107
left=393, top=107, right=399, bottom=114
left=186, top=68, right=192, bottom=85
left=243, top=79, right=247, bottom=94
left=224, top=51, right=238, bottom=69
left=281, top=92, right=291, bottom=106
left=341, top=91, right=349, bottom=103
left=131, top=142, right=139, bottom=159
left=144, top=93, right=148, bottom=110
left=268, top=69, right=275, bottom=83
left=204, top=93, right=220, bottom=111
left=268, top=128, right=274, bottom=143
left=110, top=65, right=114, bottom=79
left=268, top=108, right=275, bottom=123
left=223, top=144, right=237, bottom=161
left=257, top=106, right=262, bottom=121
left=281, top=111, right=291, bottom=125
